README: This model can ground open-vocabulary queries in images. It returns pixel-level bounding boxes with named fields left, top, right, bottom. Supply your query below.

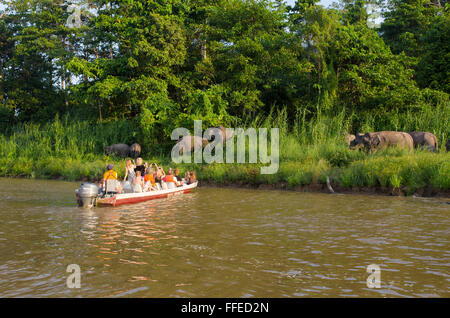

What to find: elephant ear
left=362, top=133, right=372, bottom=144
left=371, top=135, right=381, bottom=146
left=354, top=133, right=363, bottom=143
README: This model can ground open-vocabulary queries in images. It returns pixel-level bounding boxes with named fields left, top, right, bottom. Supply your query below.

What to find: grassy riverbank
left=1, top=102, right=449, bottom=197
left=1, top=148, right=449, bottom=197
left=0, top=121, right=449, bottom=197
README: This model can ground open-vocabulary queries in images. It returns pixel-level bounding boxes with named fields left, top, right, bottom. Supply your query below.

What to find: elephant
left=217, top=126, right=234, bottom=143
left=205, top=126, right=234, bottom=143
left=350, top=131, right=414, bottom=151
left=105, top=143, right=131, bottom=157
left=346, top=133, right=355, bottom=147
left=129, top=143, right=142, bottom=158
left=349, top=133, right=364, bottom=150
left=407, top=132, right=438, bottom=152
left=446, top=139, right=450, bottom=152
left=174, top=136, right=209, bottom=155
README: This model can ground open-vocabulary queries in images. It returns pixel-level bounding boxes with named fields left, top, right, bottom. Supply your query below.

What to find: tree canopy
left=0, top=0, right=448, bottom=142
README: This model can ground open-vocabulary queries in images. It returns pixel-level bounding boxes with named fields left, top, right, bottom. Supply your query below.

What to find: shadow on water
left=0, top=178, right=449, bottom=297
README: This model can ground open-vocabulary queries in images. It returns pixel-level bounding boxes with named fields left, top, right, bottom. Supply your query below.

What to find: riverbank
left=1, top=118, right=449, bottom=198
left=199, top=180, right=450, bottom=198
left=1, top=149, right=449, bottom=198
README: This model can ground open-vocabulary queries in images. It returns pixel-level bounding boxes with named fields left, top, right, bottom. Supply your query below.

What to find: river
left=0, top=178, right=448, bottom=297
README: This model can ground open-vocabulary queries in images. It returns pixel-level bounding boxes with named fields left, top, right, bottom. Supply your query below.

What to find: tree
left=0, top=0, right=69, bottom=121
left=206, top=0, right=308, bottom=117
left=380, top=0, right=444, bottom=56
left=333, top=23, right=420, bottom=113
left=415, top=7, right=450, bottom=92
left=340, top=0, right=370, bottom=25
left=67, top=0, right=187, bottom=121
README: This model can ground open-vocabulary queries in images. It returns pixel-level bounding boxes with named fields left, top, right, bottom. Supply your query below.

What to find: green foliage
left=0, top=0, right=448, bottom=130
left=380, top=0, right=449, bottom=92
left=0, top=0, right=449, bottom=195
left=380, top=0, right=442, bottom=56
left=1, top=104, right=449, bottom=194
left=415, top=10, right=450, bottom=93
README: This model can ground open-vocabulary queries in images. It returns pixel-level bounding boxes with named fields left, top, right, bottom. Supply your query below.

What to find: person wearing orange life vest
left=143, top=167, right=157, bottom=191
left=163, top=168, right=179, bottom=187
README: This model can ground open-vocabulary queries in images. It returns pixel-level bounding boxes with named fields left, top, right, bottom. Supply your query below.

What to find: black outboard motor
left=76, top=183, right=100, bottom=208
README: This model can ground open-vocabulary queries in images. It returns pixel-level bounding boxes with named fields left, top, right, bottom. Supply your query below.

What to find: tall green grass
left=0, top=115, right=137, bottom=161
left=0, top=101, right=449, bottom=192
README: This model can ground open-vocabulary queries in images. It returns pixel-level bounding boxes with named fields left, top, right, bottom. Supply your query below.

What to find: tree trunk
left=98, top=102, right=102, bottom=122
left=201, top=38, right=207, bottom=60
left=0, top=58, right=3, bottom=103
left=201, top=19, right=208, bottom=60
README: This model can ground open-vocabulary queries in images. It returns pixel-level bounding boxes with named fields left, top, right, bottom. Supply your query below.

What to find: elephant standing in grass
left=346, top=133, right=355, bottom=147
left=105, top=144, right=131, bottom=157
left=205, top=126, right=235, bottom=144
left=175, top=136, right=209, bottom=155
left=350, top=131, right=414, bottom=151
left=446, top=140, right=450, bottom=151
left=130, top=143, right=142, bottom=158
left=217, top=126, right=234, bottom=143
left=407, top=132, right=438, bottom=152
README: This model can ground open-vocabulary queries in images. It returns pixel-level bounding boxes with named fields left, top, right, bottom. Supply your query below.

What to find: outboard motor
left=76, top=183, right=100, bottom=208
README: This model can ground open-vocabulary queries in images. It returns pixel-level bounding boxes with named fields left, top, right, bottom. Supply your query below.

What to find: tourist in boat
left=104, top=164, right=118, bottom=181
left=102, top=164, right=122, bottom=193
left=160, top=169, right=168, bottom=190
left=132, top=171, right=144, bottom=193
left=143, top=167, right=157, bottom=191
left=151, top=163, right=159, bottom=176
left=134, top=158, right=146, bottom=178
left=186, top=170, right=196, bottom=184
left=163, top=168, right=179, bottom=188
left=154, top=165, right=166, bottom=190
left=123, top=159, right=136, bottom=182
left=174, top=168, right=184, bottom=186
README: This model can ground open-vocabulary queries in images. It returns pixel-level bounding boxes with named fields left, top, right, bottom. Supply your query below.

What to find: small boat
left=76, top=181, right=198, bottom=208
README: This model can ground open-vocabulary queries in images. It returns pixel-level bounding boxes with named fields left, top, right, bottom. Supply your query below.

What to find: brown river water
left=0, top=178, right=449, bottom=297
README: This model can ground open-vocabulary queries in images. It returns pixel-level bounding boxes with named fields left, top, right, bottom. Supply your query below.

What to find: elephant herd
left=105, top=129, right=449, bottom=157
left=347, top=131, right=448, bottom=152
left=104, top=127, right=233, bottom=158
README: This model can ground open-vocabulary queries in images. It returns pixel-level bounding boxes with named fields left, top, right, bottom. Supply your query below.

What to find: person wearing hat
left=102, top=164, right=122, bottom=194
left=103, top=164, right=118, bottom=181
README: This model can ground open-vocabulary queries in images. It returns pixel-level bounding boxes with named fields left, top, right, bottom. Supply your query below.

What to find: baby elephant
left=407, top=132, right=438, bottom=152
left=105, top=143, right=131, bottom=157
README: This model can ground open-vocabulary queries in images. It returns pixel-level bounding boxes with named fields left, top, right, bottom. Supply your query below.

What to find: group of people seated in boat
left=101, top=157, right=196, bottom=194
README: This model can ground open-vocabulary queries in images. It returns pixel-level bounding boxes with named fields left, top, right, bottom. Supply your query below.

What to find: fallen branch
left=326, top=176, right=335, bottom=194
